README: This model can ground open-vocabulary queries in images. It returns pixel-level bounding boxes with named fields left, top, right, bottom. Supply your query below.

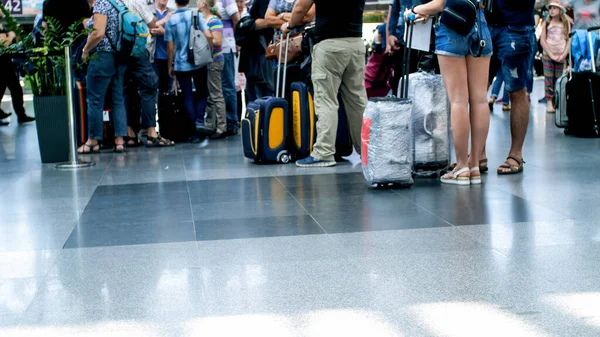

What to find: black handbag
left=439, top=0, right=479, bottom=36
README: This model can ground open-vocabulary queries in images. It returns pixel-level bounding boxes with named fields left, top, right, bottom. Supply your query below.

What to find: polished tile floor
left=1, top=81, right=600, bottom=336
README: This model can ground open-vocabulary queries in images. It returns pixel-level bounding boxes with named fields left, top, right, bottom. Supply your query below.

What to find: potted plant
left=0, top=5, right=90, bottom=163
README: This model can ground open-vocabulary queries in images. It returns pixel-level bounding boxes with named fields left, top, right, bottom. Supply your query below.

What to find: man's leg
left=222, top=52, right=238, bottom=135
left=496, top=27, right=534, bottom=174
left=297, top=39, right=347, bottom=167
left=339, top=38, right=368, bottom=155
left=0, top=67, right=11, bottom=121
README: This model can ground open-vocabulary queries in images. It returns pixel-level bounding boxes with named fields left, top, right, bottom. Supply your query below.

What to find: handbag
left=439, top=0, right=479, bottom=36
left=266, top=32, right=303, bottom=64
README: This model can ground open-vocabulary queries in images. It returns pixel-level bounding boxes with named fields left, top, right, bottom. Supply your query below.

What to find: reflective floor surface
left=1, top=80, right=600, bottom=336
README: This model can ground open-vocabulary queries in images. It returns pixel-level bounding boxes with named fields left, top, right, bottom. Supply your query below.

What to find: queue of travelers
left=1, top=0, right=582, bottom=186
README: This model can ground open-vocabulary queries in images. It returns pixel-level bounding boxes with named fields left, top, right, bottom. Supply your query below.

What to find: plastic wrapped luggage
left=362, top=97, right=414, bottom=187
left=361, top=18, right=416, bottom=188
left=241, top=31, right=291, bottom=164
left=406, top=71, right=451, bottom=175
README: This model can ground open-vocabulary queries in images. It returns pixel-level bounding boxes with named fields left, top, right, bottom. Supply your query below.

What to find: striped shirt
left=207, top=15, right=224, bottom=62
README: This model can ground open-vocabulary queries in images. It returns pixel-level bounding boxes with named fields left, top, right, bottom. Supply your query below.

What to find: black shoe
left=225, top=128, right=239, bottom=137
left=209, top=132, right=227, bottom=140
left=538, top=97, right=547, bottom=104
left=17, top=115, right=35, bottom=124
left=0, top=110, right=12, bottom=120
left=0, top=121, right=8, bottom=126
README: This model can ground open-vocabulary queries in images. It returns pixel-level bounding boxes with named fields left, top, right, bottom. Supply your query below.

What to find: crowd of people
left=0, top=0, right=595, bottom=183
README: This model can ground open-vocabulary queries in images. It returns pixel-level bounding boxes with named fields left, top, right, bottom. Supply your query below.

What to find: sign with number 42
left=2, top=0, right=22, bottom=15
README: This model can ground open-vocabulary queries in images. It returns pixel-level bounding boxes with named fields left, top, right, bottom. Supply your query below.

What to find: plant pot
left=33, top=95, right=70, bottom=163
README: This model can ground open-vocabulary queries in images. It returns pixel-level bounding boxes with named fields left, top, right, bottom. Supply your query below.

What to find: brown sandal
left=146, top=135, right=175, bottom=147
left=448, top=158, right=488, bottom=173
left=497, top=156, right=524, bottom=175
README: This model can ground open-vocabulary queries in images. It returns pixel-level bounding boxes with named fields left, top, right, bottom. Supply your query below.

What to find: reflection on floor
left=1, top=80, right=600, bottom=336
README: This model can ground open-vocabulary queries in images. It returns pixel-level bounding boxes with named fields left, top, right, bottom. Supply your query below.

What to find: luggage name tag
left=103, top=110, right=110, bottom=122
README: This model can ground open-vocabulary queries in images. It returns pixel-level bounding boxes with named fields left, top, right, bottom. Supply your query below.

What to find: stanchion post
left=56, top=46, right=95, bottom=170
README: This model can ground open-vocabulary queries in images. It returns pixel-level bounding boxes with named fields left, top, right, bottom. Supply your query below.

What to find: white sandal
left=441, top=167, right=470, bottom=185
left=470, top=167, right=481, bottom=185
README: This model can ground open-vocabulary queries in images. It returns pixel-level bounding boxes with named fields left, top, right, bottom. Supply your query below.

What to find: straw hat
left=548, top=0, right=566, bottom=12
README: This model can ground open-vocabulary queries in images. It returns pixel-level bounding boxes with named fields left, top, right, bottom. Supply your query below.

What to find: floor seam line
left=273, top=175, right=330, bottom=235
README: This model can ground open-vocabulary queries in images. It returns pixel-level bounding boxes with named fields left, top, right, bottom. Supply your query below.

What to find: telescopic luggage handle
left=275, top=25, right=310, bottom=99
left=400, top=14, right=416, bottom=99
left=586, top=26, right=600, bottom=73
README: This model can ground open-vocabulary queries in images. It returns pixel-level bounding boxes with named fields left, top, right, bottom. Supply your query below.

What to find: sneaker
left=209, top=132, right=227, bottom=140
left=225, top=127, right=239, bottom=137
left=296, top=156, right=336, bottom=168
left=538, top=97, right=547, bottom=104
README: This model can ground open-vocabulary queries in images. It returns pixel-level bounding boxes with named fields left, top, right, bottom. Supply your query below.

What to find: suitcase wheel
left=278, top=152, right=291, bottom=164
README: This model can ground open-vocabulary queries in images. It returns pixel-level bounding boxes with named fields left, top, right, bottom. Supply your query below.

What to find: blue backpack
left=107, top=0, right=150, bottom=59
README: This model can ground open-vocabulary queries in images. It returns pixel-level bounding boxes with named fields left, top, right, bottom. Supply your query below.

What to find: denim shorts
left=435, top=10, right=493, bottom=58
left=489, top=25, right=536, bottom=92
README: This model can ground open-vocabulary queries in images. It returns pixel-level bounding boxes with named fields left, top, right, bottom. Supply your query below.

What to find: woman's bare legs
left=466, top=55, right=491, bottom=179
left=438, top=55, right=470, bottom=179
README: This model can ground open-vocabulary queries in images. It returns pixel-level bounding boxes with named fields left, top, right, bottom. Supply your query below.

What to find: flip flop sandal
left=77, top=143, right=101, bottom=154
left=497, top=156, right=524, bottom=175
left=441, top=167, right=471, bottom=185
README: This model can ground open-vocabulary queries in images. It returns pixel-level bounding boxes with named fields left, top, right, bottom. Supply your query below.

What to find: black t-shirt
left=487, top=0, right=535, bottom=26
left=43, top=0, right=91, bottom=31
left=313, top=0, right=365, bottom=43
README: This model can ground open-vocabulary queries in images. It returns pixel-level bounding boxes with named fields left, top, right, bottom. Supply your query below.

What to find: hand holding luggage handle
left=276, top=26, right=309, bottom=99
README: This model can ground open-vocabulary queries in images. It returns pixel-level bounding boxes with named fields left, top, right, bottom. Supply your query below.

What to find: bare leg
left=498, top=87, right=528, bottom=173
left=466, top=56, right=491, bottom=177
left=438, top=55, right=470, bottom=178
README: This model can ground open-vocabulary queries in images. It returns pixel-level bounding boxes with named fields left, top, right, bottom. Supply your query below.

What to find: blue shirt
left=488, top=0, right=535, bottom=27
left=164, top=8, right=208, bottom=72
left=155, top=8, right=169, bottom=60
left=388, top=0, right=418, bottom=44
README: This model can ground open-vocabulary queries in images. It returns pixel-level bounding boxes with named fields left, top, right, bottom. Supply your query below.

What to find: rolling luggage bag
left=566, top=26, right=600, bottom=138
left=290, top=81, right=316, bottom=160
left=361, top=18, right=416, bottom=188
left=241, top=31, right=291, bottom=164
left=555, top=31, right=575, bottom=129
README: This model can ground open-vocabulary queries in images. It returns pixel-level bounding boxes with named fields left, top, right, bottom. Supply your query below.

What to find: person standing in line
left=199, top=0, right=228, bottom=139
left=487, top=0, right=536, bottom=175
left=216, top=0, right=241, bottom=136
left=541, top=0, right=571, bottom=113
left=407, top=0, right=492, bottom=185
left=165, top=0, right=213, bottom=142
left=121, top=0, right=175, bottom=147
left=282, top=0, right=367, bottom=167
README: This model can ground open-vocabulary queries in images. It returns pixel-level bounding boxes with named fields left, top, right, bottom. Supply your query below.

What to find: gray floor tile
left=191, top=199, right=308, bottom=221
left=458, top=220, right=600, bottom=252
left=51, top=242, right=202, bottom=275
left=0, top=277, right=42, bottom=316
left=63, top=219, right=196, bottom=248
left=0, top=314, right=21, bottom=328
left=0, top=216, right=77, bottom=252
left=0, top=250, right=58, bottom=279
left=195, top=234, right=349, bottom=266
left=327, top=227, right=483, bottom=258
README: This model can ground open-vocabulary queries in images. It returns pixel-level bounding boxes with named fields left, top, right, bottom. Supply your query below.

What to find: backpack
left=187, top=9, right=213, bottom=68
left=107, top=0, right=150, bottom=59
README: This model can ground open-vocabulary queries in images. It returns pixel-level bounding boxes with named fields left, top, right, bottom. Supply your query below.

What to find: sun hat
left=548, top=0, right=566, bottom=12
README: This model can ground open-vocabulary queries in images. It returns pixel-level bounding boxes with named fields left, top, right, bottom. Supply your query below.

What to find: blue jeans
left=86, top=51, right=127, bottom=139
left=490, top=25, right=536, bottom=93
left=222, top=52, right=238, bottom=131
left=246, top=81, right=274, bottom=103
left=435, top=10, right=493, bottom=58
left=176, top=67, right=208, bottom=126
left=124, top=52, right=159, bottom=129
left=527, top=42, right=537, bottom=94
left=491, top=68, right=510, bottom=103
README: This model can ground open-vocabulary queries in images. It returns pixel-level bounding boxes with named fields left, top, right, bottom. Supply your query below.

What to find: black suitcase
left=335, top=96, right=354, bottom=159
left=241, top=32, right=292, bottom=164
left=566, top=27, right=600, bottom=138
